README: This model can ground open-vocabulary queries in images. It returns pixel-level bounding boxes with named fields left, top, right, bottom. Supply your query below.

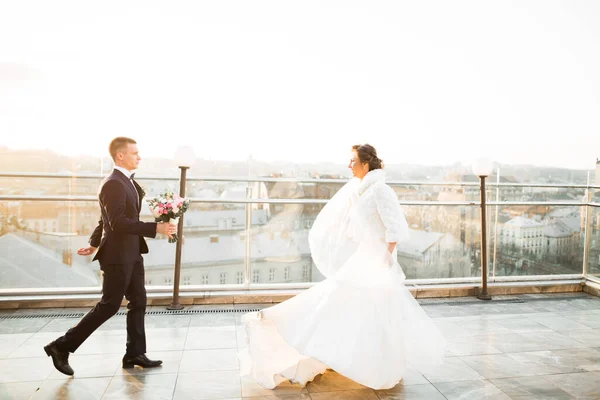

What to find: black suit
left=55, top=169, right=157, bottom=357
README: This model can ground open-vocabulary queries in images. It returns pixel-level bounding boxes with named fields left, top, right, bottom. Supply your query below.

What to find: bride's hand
left=385, top=252, right=396, bottom=268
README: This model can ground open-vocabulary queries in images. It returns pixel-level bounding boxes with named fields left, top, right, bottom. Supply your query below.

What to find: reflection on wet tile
left=306, top=371, right=369, bottom=393
left=433, top=379, right=511, bottom=400
left=418, top=357, right=484, bottom=383
left=32, top=377, right=111, bottom=400
left=433, top=321, right=472, bottom=338
left=145, top=315, right=191, bottom=329
left=244, top=394, right=308, bottom=399
left=0, top=381, right=43, bottom=400
left=477, top=331, right=583, bottom=353
left=460, top=354, right=539, bottom=379
left=531, top=315, right=591, bottom=331
left=446, top=336, right=502, bottom=356
left=241, top=377, right=307, bottom=397
left=0, top=318, right=52, bottom=334
left=189, top=314, right=236, bottom=328
left=309, top=389, right=378, bottom=399
left=0, top=357, right=54, bottom=383
left=102, top=373, right=178, bottom=400
left=174, top=370, right=241, bottom=400
left=490, top=376, right=576, bottom=399
left=563, top=329, right=600, bottom=347
left=38, top=318, right=82, bottom=333
left=7, top=333, right=61, bottom=359
left=517, top=331, right=588, bottom=351
left=184, top=327, right=237, bottom=350
left=457, top=320, right=511, bottom=336
left=561, top=312, right=600, bottom=328
left=549, top=347, right=600, bottom=371
left=0, top=333, right=32, bottom=358
left=117, top=351, right=183, bottom=376
left=543, top=371, right=600, bottom=399
left=507, top=351, right=587, bottom=375
left=493, top=318, right=552, bottom=333
left=179, top=348, right=239, bottom=373
left=48, top=353, right=121, bottom=379
left=377, top=383, right=446, bottom=400
left=146, top=329, right=188, bottom=352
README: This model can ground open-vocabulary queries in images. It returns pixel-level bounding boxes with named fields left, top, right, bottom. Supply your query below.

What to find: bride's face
left=348, top=150, right=368, bottom=179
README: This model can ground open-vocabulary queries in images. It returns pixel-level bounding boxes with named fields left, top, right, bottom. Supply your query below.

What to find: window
left=269, top=268, right=275, bottom=282
left=236, top=271, right=244, bottom=284
left=252, top=269, right=260, bottom=283
left=302, top=265, right=309, bottom=279
left=183, top=276, right=191, bottom=285
left=164, top=277, right=172, bottom=285
left=145, top=279, right=153, bottom=286
left=220, top=272, right=227, bottom=285
left=284, top=266, right=290, bottom=281
left=201, top=273, right=209, bottom=285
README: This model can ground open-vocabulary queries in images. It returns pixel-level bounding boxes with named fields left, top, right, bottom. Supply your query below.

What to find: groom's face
left=117, top=143, right=141, bottom=171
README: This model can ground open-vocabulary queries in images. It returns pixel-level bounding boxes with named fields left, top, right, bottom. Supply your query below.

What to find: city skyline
left=1, top=2, right=600, bottom=169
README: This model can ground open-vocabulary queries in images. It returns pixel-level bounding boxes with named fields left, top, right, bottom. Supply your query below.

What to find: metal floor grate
left=0, top=313, right=86, bottom=320
left=0, top=308, right=261, bottom=320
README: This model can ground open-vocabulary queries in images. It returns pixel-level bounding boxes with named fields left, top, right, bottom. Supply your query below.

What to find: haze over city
left=1, top=1, right=600, bottom=169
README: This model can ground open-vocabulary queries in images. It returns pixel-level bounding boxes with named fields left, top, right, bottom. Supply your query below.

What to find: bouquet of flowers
left=147, top=190, right=190, bottom=243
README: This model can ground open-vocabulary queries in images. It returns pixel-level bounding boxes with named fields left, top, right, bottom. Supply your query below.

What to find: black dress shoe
left=44, top=341, right=74, bottom=376
left=122, top=354, right=163, bottom=368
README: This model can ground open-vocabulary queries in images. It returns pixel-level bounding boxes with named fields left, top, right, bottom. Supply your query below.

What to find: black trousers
left=55, top=259, right=147, bottom=357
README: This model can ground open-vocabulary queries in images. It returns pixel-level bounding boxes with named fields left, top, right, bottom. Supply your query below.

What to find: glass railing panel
left=490, top=205, right=584, bottom=277
left=587, top=204, right=600, bottom=279
left=0, top=200, right=102, bottom=289
left=154, top=200, right=246, bottom=287
left=397, top=204, right=482, bottom=279
left=248, top=201, right=319, bottom=285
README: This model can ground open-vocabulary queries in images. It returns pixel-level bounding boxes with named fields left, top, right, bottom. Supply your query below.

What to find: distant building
left=397, top=229, right=469, bottom=279
left=498, top=216, right=545, bottom=256
left=0, top=233, right=98, bottom=288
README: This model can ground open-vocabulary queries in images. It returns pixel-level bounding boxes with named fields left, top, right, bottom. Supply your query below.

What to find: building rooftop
left=0, top=233, right=98, bottom=288
left=0, top=293, right=599, bottom=399
left=504, top=216, right=544, bottom=228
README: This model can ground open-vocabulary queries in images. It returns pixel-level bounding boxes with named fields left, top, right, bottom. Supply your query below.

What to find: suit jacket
left=89, top=169, right=157, bottom=266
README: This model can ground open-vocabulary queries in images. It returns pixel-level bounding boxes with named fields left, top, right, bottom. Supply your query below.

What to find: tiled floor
left=1, top=293, right=599, bottom=399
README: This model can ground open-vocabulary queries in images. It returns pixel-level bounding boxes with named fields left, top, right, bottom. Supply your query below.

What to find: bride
left=239, top=144, right=446, bottom=390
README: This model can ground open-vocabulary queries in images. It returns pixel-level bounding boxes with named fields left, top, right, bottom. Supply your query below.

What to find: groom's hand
left=157, top=223, right=177, bottom=239
left=77, top=246, right=97, bottom=256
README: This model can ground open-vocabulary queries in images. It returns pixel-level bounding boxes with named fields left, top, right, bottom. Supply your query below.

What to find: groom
left=44, top=137, right=177, bottom=375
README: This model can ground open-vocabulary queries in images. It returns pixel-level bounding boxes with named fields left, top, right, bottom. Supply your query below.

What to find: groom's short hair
left=109, top=137, right=137, bottom=161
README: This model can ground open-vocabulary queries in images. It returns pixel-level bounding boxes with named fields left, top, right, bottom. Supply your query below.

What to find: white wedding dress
left=239, top=169, right=445, bottom=390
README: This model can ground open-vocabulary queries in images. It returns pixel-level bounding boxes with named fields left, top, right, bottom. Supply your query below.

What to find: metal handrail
left=0, top=194, right=591, bottom=207
left=0, top=172, right=597, bottom=189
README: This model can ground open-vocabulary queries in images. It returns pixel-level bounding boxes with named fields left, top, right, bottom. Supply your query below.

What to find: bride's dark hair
left=352, top=144, right=383, bottom=171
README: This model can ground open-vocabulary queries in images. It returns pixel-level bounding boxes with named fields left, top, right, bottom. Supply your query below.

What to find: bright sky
left=1, top=1, right=599, bottom=169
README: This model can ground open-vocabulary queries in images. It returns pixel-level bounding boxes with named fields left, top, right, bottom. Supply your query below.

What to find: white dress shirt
left=113, top=166, right=139, bottom=197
